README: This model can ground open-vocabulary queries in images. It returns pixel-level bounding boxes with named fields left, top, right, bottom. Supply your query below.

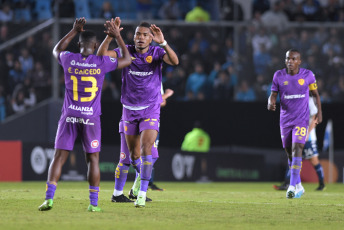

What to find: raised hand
left=150, top=24, right=165, bottom=44
left=104, top=17, right=123, bottom=38
left=73, top=17, right=86, bottom=33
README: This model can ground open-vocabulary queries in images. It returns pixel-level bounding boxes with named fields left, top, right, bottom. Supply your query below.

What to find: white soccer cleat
left=295, top=184, right=305, bottom=198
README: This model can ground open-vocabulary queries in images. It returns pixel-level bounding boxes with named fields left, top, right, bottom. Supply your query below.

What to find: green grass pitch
left=0, top=182, right=343, bottom=230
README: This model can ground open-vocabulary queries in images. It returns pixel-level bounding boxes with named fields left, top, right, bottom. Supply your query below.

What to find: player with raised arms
left=97, top=19, right=178, bottom=207
left=38, top=17, right=131, bottom=212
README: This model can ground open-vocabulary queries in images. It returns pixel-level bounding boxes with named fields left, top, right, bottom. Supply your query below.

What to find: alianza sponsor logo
left=284, top=94, right=305, bottom=99
left=70, top=60, right=97, bottom=67
left=68, top=105, right=93, bottom=115
left=66, top=117, right=94, bottom=125
left=128, top=69, right=153, bottom=76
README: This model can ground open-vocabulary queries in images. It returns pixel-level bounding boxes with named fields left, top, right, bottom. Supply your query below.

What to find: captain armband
left=309, top=82, right=318, bottom=90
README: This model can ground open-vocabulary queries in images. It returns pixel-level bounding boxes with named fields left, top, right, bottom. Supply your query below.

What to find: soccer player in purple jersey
left=97, top=20, right=178, bottom=207
left=111, top=88, right=174, bottom=203
left=268, top=49, right=322, bottom=199
left=38, top=18, right=131, bottom=212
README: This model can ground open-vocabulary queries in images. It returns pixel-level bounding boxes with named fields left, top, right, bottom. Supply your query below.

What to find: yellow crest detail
left=146, top=56, right=153, bottom=63
left=291, top=165, right=301, bottom=169
left=149, top=121, right=155, bottom=126
left=298, top=79, right=305, bottom=85
left=283, top=81, right=288, bottom=85
left=124, top=126, right=128, bottom=132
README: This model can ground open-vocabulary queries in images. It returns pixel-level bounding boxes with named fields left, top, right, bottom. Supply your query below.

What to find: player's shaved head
left=286, top=49, right=301, bottom=59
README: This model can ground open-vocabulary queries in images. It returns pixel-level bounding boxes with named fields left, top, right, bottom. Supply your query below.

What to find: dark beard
left=137, top=45, right=148, bottom=50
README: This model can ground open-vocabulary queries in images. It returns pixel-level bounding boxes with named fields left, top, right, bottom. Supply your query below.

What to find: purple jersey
left=271, top=68, right=316, bottom=127
left=114, top=45, right=166, bottom=106
left=58, top=51, right=118, bottom=118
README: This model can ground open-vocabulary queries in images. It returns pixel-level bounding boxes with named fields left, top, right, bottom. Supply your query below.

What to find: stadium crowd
left=1, top=0, right=344, bottom=122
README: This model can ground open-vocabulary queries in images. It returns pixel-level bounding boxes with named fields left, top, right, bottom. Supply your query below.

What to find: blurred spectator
left=55, top=0, right=75, bottom=18
left=302, top=0, right=321, bottom=21
left=8, top=60, right=25, bottom=95
left=251, top=27, right=273, bottom=55
left=0, top=86, right=6, bottom=121
left=158, top=0, right=181, bottom=20
left=32, top=0, right=53, bottom=21
left=28, top=61, right=51, bottom=102
left=137, top=0, right=153, bottom=20
left=18, top=47, right=34, bottom=74
left=185, top=3, right=210, bottom=22
left=13, top=0, right=32, bottom=22
left=220, top=0, right=244, bottom=21
left=0, top=3, right=13, bottom=22
left=164, top=67, right=186, bottom=100
left=100, top=1, right=115, bottom=20
left=102, top=78, right=120, bottom=101
left=261, top=1, right=289, bottom=31
left=0, top=23, right=9, bottom=44
left=322, top=36, right=342, bottom=56
left=252, top=0, right=270, bottom=14
left=213, top=70, right=232, bottom=100
left=235, top=80, right=256, bottom=102
left=11, top=80, right=36, bottom=113
left=253, top=44, right=271, bottom=75
left=188, top=31, right=209, bottom=55
left=282, top=0, right=298, bottom=21
left=322, top=0, right=341, bottom=21
left=185, top=62, right=207, bottom=100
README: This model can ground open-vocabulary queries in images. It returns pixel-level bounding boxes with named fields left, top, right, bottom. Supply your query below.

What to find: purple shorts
left=280, top=123, right=309, bottom=148
left=122, top=103, right=160, bottom=135
left=118, top=132, right=159, bottom=164
left=55, top=115, right=101, bottom=153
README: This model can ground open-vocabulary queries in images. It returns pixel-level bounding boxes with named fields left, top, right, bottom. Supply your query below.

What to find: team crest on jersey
left=283, top=81, right=288, bottom=85
left=91, top=140, right=99, bottom=148
left=145, top=55, right=153, bottom=63
left=82, top=58, right=86, bottom=60
left=120, top=152, right=126, bottom=160
left=131, top=57, right=136, bottom=60
left=298, top=79, right=305, bottom=85
left=149, top=121, right=155, bottom=126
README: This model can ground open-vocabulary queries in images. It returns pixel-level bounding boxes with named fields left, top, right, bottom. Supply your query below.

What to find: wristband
left=159, top=40, right=167, bottom=47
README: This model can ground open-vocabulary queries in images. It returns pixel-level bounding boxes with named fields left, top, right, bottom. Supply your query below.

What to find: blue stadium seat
left=34, top=0, right=53, bottom=20
left=73, top=0, right=91, bottom=19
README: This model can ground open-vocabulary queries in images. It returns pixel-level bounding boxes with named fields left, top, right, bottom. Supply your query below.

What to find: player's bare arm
left=97, top=18, right=123, bottom=58
left=53, top=17, right=86, bottom=60
left=101, top=17, right=131, bottom=69
left=150, top=24, right=179, bottom=66
left=161, top=88, right=174, bottom=107
left=267, top=91, right=278, bottom=111
left=310, top=89, right=322, bottom=124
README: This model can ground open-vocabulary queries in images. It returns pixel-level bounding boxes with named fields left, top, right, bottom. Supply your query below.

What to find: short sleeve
left=102, top=55, right=118, bottom=73
left=58, top=51, right=72, bottom=66
left=156, top=46, right=166, bottom=61
left=271, top=71, right=279, bottom=92
left=113, top=48, right=121, bottom=58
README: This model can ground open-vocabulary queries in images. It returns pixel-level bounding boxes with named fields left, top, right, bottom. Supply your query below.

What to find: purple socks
left=115, top=163, right=130, bottom=191
left=45, top=182, right=57, bottom=200
left=290, top=157, right=302, bottom=186
left=89, top=186, right=99, bottom=206
left=140, top=155, right=153, bottom=192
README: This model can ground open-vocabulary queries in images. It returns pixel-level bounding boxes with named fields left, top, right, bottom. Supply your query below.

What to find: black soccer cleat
left=111, top=194, right=133, bottom=203
left=316, top=183, right=326, bottom=191
left=128, top=189, right=152, bottom=202
left=148, top=183, right=164, bottom=191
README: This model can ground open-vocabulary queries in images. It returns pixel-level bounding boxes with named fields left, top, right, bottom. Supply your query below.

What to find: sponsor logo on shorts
left=91, top=140, right=99, bottom=148
left=68, top=105, right=93, bottom=115
left=145, top=55, right=153, bottom=63
left=125, top=126, right=128, bottom=132
left=120, top=152, right=126, bottom=160
left=149, top=121, right=155, bottom=126
left=298, top=136, right=303, bottom=140
left=66, top=117, right=94, bottom=125
left=298, top=79, right=305, bottom=85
